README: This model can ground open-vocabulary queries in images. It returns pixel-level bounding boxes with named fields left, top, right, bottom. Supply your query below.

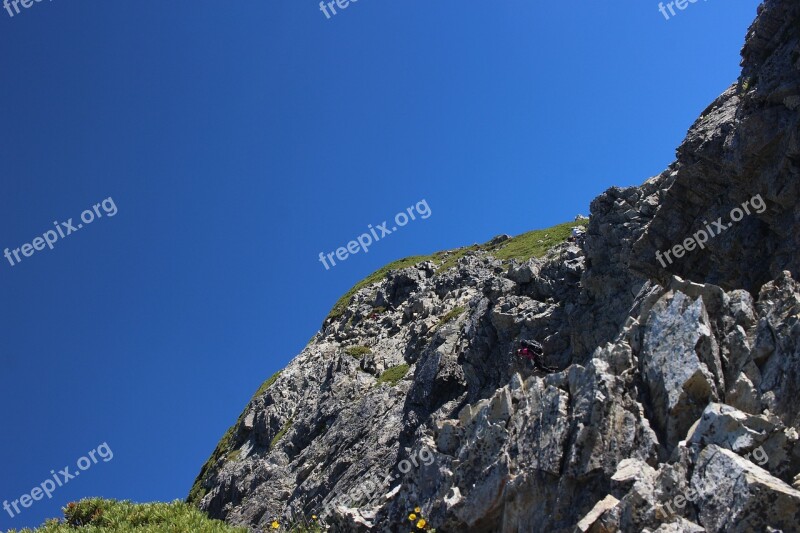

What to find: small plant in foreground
left=8, top=498, right=246, bottom=532
left=407, top=506, right=436, bottom=532
left=269, top=513, right=326, bottom=532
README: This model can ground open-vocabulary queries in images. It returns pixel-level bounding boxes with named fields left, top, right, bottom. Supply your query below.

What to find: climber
left=568, top=226, right=585, bottom=243
left=517, top=339, right=542, bottom=361
left=517, top=340, right=557, bottom=373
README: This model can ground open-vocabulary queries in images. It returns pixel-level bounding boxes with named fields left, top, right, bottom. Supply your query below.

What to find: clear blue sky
left=0, top=0, right=761, bottom=529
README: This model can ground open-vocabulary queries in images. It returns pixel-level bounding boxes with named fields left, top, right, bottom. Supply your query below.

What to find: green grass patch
left=376, top=364, right=410, bottom=386
left=324, top=220, right=586, bottom=321
left=432, top=306, right=466, bottom=332
left=270, top=418, right=294, bottom=450
left=434, top=220, right=586, bottom=273
left=226, top=449, right=242, bottom=462
left=435, top=246, right=479, bottom=272
left=189, top=368, right=286, bottom=506
left=188, top=423, right=238, bottom=506
left=345, top=345, right=371, bottom=358
left=326, top=254, right=442, bottom=321
left=10, top=498, right=247, bottom=533
left=253, top=369, right=283, bottom=399
left=490, top=220, right=587, bottom=262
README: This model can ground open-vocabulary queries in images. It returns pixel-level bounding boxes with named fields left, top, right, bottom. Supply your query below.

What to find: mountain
left=190, top=1, right=800, bottom=531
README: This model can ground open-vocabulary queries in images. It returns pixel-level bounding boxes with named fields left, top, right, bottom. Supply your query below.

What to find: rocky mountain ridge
left=190, top=1, right=800, bottom=531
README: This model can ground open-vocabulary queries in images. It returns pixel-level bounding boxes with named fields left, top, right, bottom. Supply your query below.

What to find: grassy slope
left=19, top=222, right=586, bottom=533
left=326, top=219, right=587, bottom=321
left=187, top=370, right=284, bottom=506
left=10, top=499, right=247, bottom=533
left=13, top=499, right=326, bottom=533
left=326, top=254, right=447, bottom=320
left=186, top=218, right=588, bottom=510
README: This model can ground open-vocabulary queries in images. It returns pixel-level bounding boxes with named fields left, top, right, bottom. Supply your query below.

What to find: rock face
left=191, top=1, right=800, bottom=531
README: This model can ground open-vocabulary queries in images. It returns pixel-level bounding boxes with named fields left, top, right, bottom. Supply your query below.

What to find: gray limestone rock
left=190, top=1, right=800, bottom=531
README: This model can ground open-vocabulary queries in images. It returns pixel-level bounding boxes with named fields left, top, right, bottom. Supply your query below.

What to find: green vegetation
left=226, top=449, right=242, bottom=462
left=270, top=418, right=294, bottom=450
left=9, top=499, right=247, bottom=533
left=432, top=306, right=466, bottom=332
left=324, top=220, right=588, bottom=322
left=252, top=517, right=326, bottom=532
left=345, top=345, right=372, bottom=358
left=376, top=364, right=410, bottom=386
left=490, top=220, right=588, bottom=262
left=433, top=220, right=588, bottom=271
left=189, top=368, right=285, bottom=506
left=253, top=369, right=283, bottom=399
left=326, top=254, right=443, bottom=321
left=436, top=246, right=480, bottom=272
left=188, top=423, right=238, bottom=506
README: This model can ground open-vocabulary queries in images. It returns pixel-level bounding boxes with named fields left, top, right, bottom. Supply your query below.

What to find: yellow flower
left=416, top=518, right=427, bottom=529
left=312, top=515, right=318, bottom=520
left=271, top=521, right=280, bottom=529
left=409, top=513, right=417, bottom=521
left=414, top=507, right=421, bottom=513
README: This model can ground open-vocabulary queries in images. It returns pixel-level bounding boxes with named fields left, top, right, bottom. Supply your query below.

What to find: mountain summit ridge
left=191, top=1, right=800, bottom=531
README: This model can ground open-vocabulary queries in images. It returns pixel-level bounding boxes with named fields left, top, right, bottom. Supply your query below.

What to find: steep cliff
left=190, top=1, right=800, bottom=531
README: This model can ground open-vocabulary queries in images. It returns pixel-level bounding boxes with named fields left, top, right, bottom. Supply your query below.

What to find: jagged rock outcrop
left=630, top=0, right=800, bottom=292
left=190, top=1, right=800, bottom=531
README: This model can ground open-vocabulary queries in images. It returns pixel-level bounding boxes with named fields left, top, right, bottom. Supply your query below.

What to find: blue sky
left=0, top=0, right=761, bottom=529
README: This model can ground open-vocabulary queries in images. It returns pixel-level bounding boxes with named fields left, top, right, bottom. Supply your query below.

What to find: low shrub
left=345, top=345, right=371, bottom=358
left=376, top=364, right=410, bottom=386
left=9, top=498, right=247, bottom=532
